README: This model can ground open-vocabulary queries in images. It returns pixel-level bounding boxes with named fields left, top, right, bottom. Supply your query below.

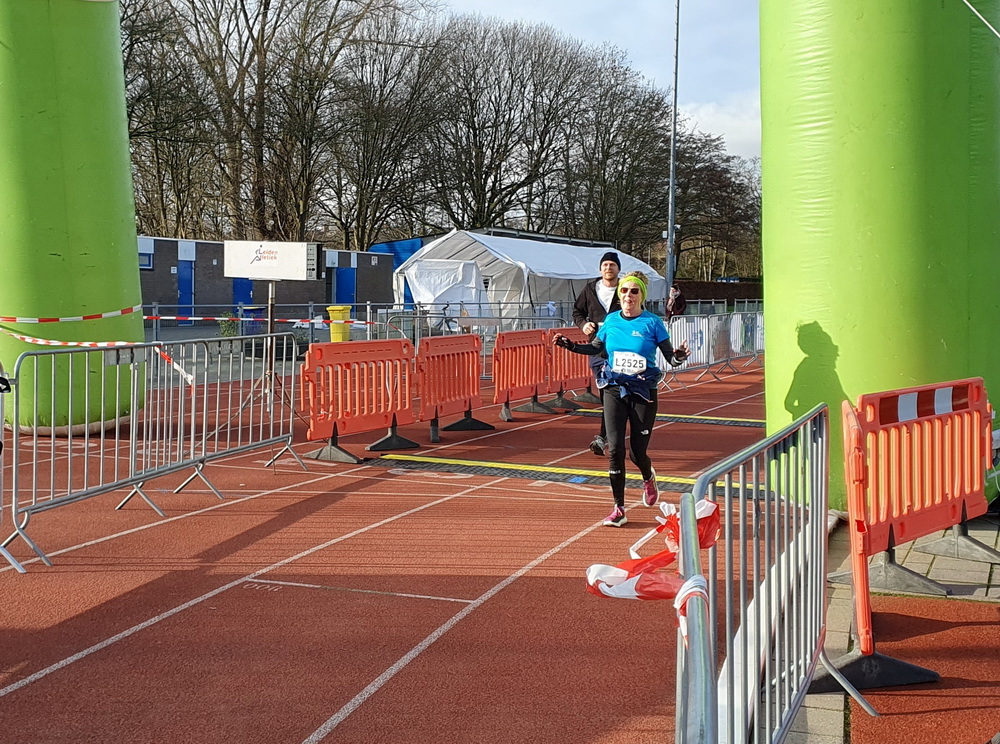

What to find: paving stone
left=802, top=691, right=846, bottom=711
left=927, top=566, right=991, bottom=584
left=784, top=731, right=843, bottom=744
left=789, top=704, right=844, bottom=733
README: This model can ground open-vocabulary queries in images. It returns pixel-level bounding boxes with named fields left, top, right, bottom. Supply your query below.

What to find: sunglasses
left=619, top=286, right=642, bottom=295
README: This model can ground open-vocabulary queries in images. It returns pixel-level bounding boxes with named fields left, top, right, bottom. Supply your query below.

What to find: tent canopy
left=402, top=258, right=487, bottom=317
left=393, top=231, right=666, bottom=314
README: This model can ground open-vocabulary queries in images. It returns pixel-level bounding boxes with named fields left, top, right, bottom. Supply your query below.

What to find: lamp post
left=665, top=0, right=681, bottom=288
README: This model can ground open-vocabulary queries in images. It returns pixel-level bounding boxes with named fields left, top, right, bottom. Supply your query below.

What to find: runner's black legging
left=589, top=355, right=607, bottom=438
left=602, top=385, right=658, bottom=507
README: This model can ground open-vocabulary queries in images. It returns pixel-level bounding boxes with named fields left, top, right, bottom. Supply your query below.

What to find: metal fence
left=0, top=363, right=25, bottom=572
left=143, top=300, right=763, bottom=344
left=675, top=404, right=874, bottom=743
left=660, top=312, right=763, bottom=388
left=1, top=333, right=306, bottom=566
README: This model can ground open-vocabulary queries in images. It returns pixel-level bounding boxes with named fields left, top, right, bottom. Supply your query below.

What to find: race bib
left=612, top=351, right=646, bottom=375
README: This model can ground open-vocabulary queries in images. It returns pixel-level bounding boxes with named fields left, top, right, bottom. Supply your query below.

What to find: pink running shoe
left=603, top=505, right=627, bottom=527
left=642, top=469, right=659, bottom=507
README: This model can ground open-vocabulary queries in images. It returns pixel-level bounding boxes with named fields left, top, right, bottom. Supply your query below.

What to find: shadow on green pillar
left=784, top=321, right=849, bottom=509
left=784, top=322, right=848, bottom=418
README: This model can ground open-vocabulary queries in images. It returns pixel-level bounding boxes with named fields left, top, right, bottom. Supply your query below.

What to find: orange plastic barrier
left=300, top=339, right=416, bottom=441
left=416, top=334, right=483, bottom=422
left=842, top=377, right=992, bottom=659
left=491, top=329, right=549, bottom=405
left=842, top=401, right=877, bottom=656
left=546, top=326, right=592, bottom=395
left=850, top=377, right=991, bottom=553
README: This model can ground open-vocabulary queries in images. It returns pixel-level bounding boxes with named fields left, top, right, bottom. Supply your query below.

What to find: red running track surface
left=1, top=365, right=764, bottom=743
left=850, top=595, right=1000, bottom=744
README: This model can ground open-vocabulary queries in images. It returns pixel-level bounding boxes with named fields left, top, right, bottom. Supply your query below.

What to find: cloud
left=682, top=90, right=761, bottom=160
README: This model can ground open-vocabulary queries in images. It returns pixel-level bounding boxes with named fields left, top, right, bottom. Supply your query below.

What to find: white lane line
left=0, top=470, right=358, bottom=575
left=0, top=479, right=503, bottom=699
left=298, top=381, right=767, bottom=739
left=0, top=466, right=602, bottom=576
left=300, top=517, right=608, bottom=744
left=249, top=579, right=474, bottom=604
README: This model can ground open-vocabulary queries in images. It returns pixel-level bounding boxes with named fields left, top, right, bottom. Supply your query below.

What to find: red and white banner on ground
left=585, top=499, right=720, bottom=601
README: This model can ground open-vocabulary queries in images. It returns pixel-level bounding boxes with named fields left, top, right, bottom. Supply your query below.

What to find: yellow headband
left=620, top=277, right=647, bottom=302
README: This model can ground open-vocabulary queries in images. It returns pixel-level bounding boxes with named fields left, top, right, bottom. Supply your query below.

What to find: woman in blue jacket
left=553, top=271, right=689, bottom=527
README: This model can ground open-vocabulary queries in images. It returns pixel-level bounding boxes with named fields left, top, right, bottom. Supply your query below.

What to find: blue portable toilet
left=370, top=237, right=439, bottom=307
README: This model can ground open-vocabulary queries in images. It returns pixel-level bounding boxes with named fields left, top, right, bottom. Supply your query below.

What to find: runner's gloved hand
left=553, top=334, right=574, bottom=350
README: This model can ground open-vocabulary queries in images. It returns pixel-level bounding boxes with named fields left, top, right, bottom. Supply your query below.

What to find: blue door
left=177, top=260, right=194, bottom=326
left=335, top=267, right=356, bottom=309
left=232, top=277, right=253, bottom=307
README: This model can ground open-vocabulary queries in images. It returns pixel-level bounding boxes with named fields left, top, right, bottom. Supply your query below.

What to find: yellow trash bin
left=327, top=305, right=351, bottom=342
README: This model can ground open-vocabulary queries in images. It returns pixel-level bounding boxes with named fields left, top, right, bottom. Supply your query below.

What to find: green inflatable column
left=0, top=0, right=144, bottom=429
left=761, top=1, right=1000, bottom=509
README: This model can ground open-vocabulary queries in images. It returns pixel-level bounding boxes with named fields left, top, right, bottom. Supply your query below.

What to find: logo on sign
left=251, top=246, right=279, bottom=264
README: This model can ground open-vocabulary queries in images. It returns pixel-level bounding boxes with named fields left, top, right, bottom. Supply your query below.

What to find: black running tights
left=602, top=386, right=658, bottom=507
left=589, top=356, right=607, bottom=438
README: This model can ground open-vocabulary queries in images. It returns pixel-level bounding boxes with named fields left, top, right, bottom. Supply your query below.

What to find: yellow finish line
left=379, top=454, right=698, bottom=484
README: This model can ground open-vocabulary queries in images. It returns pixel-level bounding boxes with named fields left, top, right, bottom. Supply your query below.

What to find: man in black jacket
left=572, top=251, right=621, bottom=456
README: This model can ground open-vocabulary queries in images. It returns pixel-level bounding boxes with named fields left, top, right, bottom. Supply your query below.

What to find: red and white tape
left=0, top=330, right=135, bottom=348
left=144, top=315, right=375, bottom=325
left=0, top=304, right=142, bottom=324
left=0, top=329, right=194, bottom=383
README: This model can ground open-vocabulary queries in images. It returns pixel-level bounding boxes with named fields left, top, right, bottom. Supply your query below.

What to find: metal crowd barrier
left=1, top=334, right=306, bottom=567
left=729, top=312, right=763, bottom=367
left=660, top=312, right=763, bottom=388
left=0, top=363, right=26, bottom=573
left=675, top=404, right=874, bottom=744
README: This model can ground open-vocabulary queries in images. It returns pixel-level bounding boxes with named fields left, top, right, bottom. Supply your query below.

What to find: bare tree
left=670, top=134, right=761, bottom=279
left=317, top=15, right=447, bottom=250
left=421, top=17, right=589, bottom=230
left=121, top=2, right=761, bottom=274
left=122, top=0, right=219, bottom=237
left=549, top=48, right=674, bottom=255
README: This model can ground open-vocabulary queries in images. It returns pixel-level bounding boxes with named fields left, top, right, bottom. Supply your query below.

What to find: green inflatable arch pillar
left=0, top=0, right=144, bottom=429
left=761, top=1, right=1000, bottom=508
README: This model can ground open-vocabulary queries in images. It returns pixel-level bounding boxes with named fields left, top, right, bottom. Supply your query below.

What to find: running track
left=0, top=365, right=764, bottom=743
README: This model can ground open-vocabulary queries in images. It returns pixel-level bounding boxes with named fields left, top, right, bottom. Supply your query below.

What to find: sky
left=440, top=0, right=761, bottom=160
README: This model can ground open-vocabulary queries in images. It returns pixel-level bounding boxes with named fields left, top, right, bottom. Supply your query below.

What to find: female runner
left=553, top=270, right=689, bottom=526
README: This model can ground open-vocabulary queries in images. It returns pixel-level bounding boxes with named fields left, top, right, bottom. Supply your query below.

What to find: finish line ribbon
left=585, top=500, right=720, bottom=601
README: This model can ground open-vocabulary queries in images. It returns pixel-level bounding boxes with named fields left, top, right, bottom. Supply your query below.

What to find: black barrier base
left=513, top=395, right=556, bottom=414
left=574, top=388, right=602, bottom=404
left=442, top=410, right=495, bottom=432
left=829, top=549, right=951, bottom=596
left=306, top=426, right=364, bottom=463
left=367, top=421, right=420, bottom=452
left=548, top=392, right=581, bottom=410
left=305, top=444, right=363, bottom=464
left=809, top=648, right=939, bottom=693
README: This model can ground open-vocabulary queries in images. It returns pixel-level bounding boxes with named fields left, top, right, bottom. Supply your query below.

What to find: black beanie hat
left=600, top=251, right=620, bottom=269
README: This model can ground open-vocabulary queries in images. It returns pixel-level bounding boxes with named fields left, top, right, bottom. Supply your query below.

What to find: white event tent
left=394, top=230, right=666, bottom=318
